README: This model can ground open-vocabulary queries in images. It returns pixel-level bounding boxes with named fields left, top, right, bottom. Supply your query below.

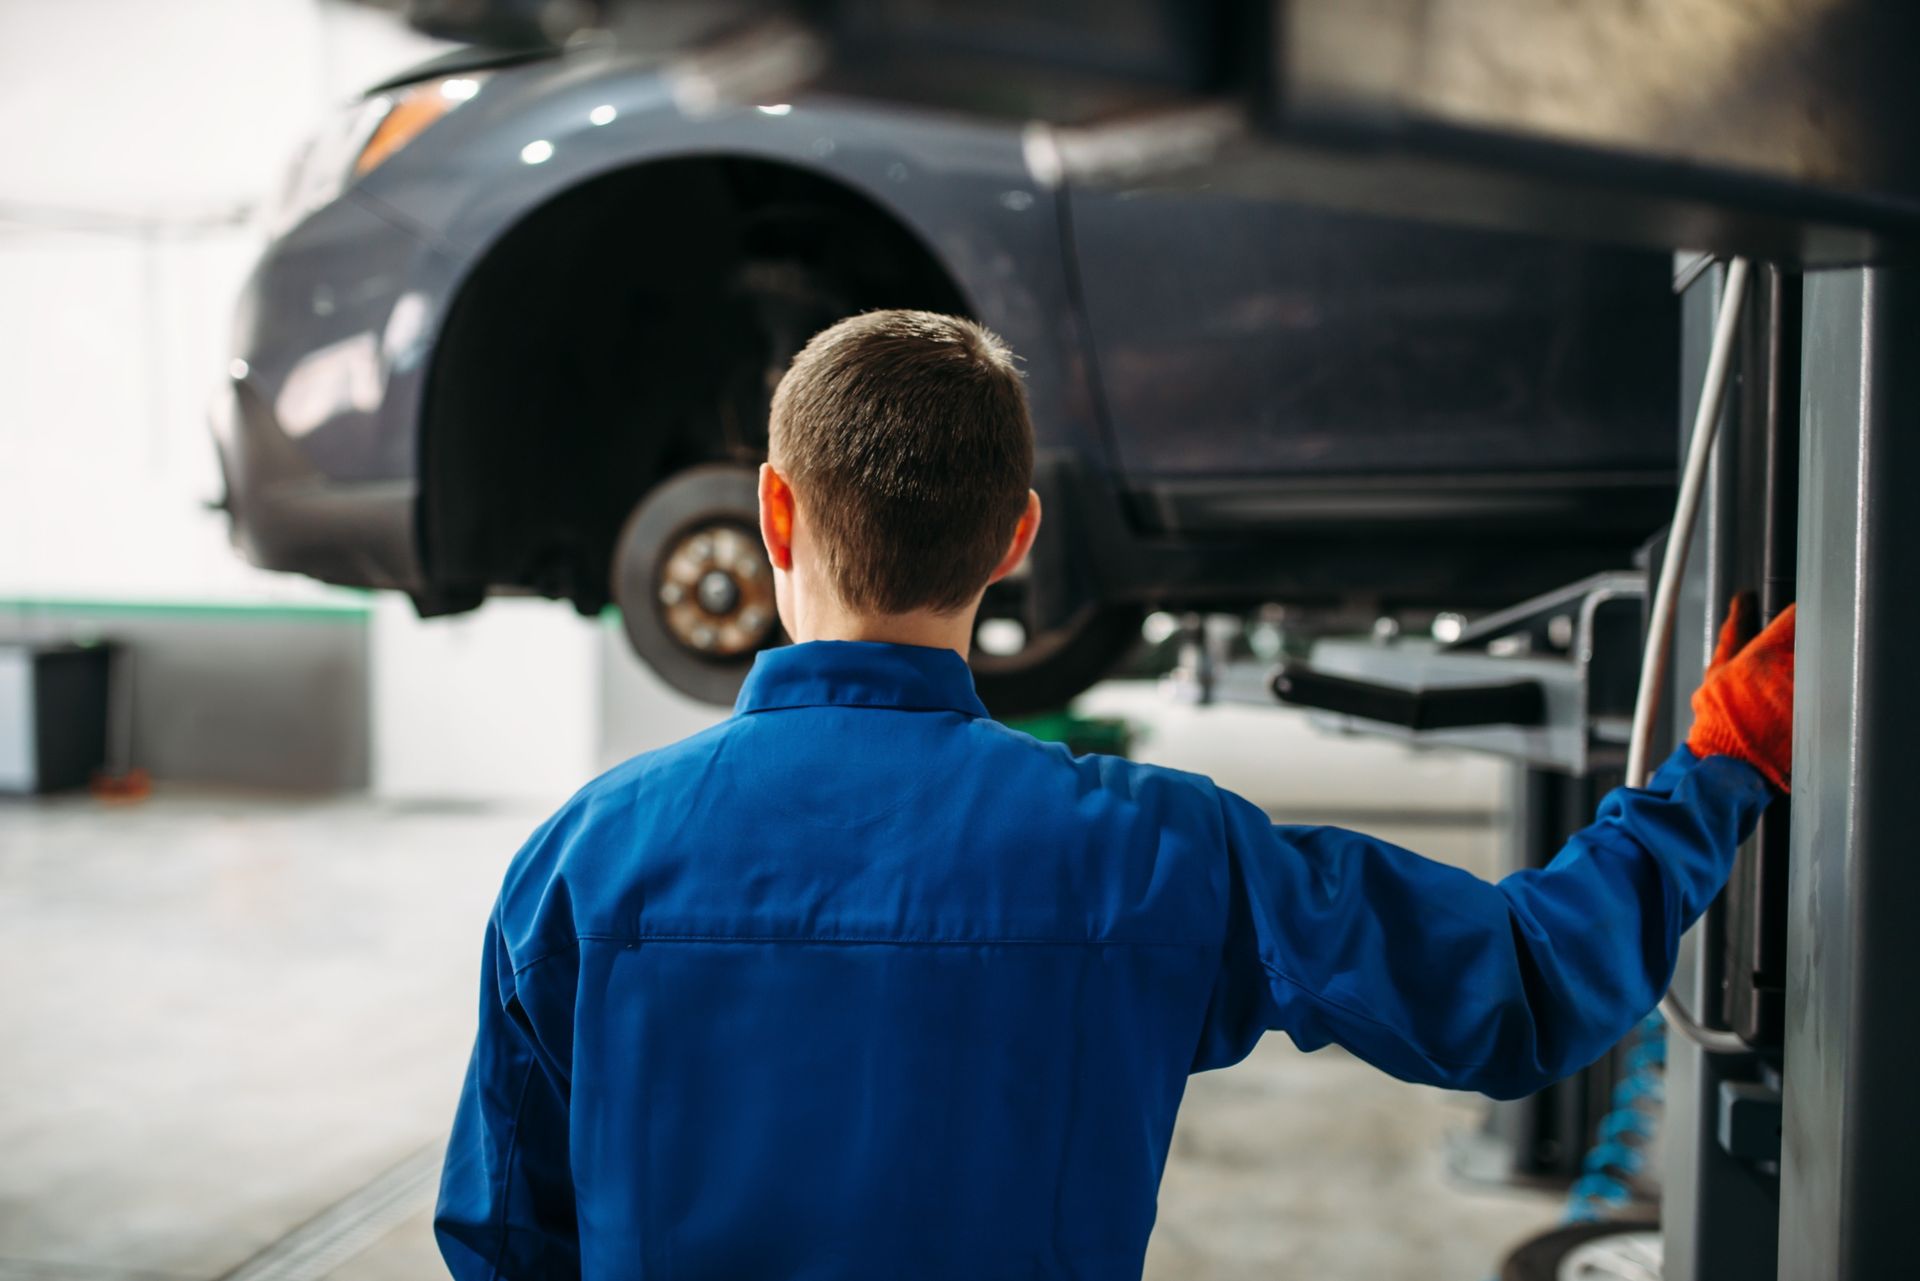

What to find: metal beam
left=1780, top=265, right=1920, bottom=1279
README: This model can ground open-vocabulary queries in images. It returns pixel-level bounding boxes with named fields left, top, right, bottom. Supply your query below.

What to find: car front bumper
left=209, top=373, right=422, bottom=593
left=211, top=191, right=452, bottom=595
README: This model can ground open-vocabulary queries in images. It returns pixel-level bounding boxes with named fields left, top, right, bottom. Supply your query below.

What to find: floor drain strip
left=217, top=1143, right=442, bottom=1281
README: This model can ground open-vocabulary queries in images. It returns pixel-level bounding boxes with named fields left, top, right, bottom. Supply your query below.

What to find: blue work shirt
left=436, top=640, right=1769, bottom=1280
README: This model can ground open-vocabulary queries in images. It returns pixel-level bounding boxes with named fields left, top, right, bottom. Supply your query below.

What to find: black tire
left=1499, top=1219, right=1660, bottom=1281
left=612, top=466, right=781, bottom=706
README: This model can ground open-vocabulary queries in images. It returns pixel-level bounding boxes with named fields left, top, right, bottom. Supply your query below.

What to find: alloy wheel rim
left=656, top=522, right=777, bottom=658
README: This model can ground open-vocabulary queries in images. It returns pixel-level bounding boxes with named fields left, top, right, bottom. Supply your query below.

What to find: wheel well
left=418, top=156, right=972, bottom=614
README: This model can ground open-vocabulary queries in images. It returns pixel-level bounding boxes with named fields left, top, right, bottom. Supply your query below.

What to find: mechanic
left=434, top=310, right=1795, bottom=1280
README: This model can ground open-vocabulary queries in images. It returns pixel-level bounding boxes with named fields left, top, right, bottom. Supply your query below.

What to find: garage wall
left=0, top=597, right=371, bottom=790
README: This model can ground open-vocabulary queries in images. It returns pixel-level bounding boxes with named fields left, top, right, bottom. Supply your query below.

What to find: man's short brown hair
left=769, top=310, right=1034, bottom=616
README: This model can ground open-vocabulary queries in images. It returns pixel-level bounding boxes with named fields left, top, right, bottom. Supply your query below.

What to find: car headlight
left=261, top=73, right=489, bottom=239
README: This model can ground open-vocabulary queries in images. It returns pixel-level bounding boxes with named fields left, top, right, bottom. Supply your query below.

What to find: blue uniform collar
left=734, top=640, right=989, bottom=718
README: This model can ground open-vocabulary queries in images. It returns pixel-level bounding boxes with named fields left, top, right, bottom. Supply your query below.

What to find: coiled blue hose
left=1565, top=1014, right=1667, bottom=1223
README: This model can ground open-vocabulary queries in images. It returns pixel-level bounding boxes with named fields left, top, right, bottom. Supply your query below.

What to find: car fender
left=353, top=51, right=1108, bottom=465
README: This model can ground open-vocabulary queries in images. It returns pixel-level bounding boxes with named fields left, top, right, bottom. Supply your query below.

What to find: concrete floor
left=1, top=722, right=1561, bottom=1280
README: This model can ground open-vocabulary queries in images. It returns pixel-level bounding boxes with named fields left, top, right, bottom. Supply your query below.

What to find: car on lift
left=213, top=40, right=1679, bottom=715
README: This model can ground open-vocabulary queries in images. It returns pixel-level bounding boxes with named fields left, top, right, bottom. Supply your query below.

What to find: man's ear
left=759, top=462, right=795, bottom=571
left=986, top=490, right=1043, bottom=585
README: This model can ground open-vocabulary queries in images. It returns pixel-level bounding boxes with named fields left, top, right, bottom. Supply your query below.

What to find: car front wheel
left=610, top=467, right=1138, bottom=716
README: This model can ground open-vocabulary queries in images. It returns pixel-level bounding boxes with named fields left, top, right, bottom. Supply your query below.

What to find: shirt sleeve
left=1190, top=746, right=1772, bottom=1098
left=435, top=914, right=581, bottom=1280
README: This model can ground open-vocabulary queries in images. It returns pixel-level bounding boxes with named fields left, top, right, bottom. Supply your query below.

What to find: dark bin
left=0, top=643, right=113, bottom=795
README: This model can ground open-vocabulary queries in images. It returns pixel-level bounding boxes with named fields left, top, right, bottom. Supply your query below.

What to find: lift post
left=1776, top=265, right=1920, bottom=1279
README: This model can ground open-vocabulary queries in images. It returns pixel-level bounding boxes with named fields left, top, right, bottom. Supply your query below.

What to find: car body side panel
left=1066, top=183, right=1679, bottom=482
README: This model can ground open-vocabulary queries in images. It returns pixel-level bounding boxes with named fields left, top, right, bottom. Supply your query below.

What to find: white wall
left=0, top=0, right=451, bottom=604
left=371, top=597, right=598, bottom=803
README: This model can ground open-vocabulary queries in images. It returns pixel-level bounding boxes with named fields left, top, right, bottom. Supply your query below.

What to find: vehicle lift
left=1168, top=252, right=1912, bottom=1278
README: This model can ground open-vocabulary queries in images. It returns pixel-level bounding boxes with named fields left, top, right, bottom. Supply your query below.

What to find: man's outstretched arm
left=1193, top=603, right=1793, bottom=1096
left=1194, top=747, right=1769, bottom=1096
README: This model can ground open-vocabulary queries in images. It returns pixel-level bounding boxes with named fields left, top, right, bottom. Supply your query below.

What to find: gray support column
left=1780, top=266, right=1920, bottom=1279
left=1661, top=262, right=1778, bottom=1281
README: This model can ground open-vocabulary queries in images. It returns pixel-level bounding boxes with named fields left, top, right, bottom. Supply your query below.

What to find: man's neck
left=792, top=605, right=977, bottom=661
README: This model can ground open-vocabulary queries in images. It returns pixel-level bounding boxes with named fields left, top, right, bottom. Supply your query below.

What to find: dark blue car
left=214, top=40, right=1677, bottom=714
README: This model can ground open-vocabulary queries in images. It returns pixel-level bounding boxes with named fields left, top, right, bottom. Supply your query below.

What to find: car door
left=1064, top=183, right=1678, bottom=527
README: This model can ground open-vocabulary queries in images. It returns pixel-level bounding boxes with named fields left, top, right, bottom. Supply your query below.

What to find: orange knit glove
left=1686, top=594, right=1796, bottom=791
